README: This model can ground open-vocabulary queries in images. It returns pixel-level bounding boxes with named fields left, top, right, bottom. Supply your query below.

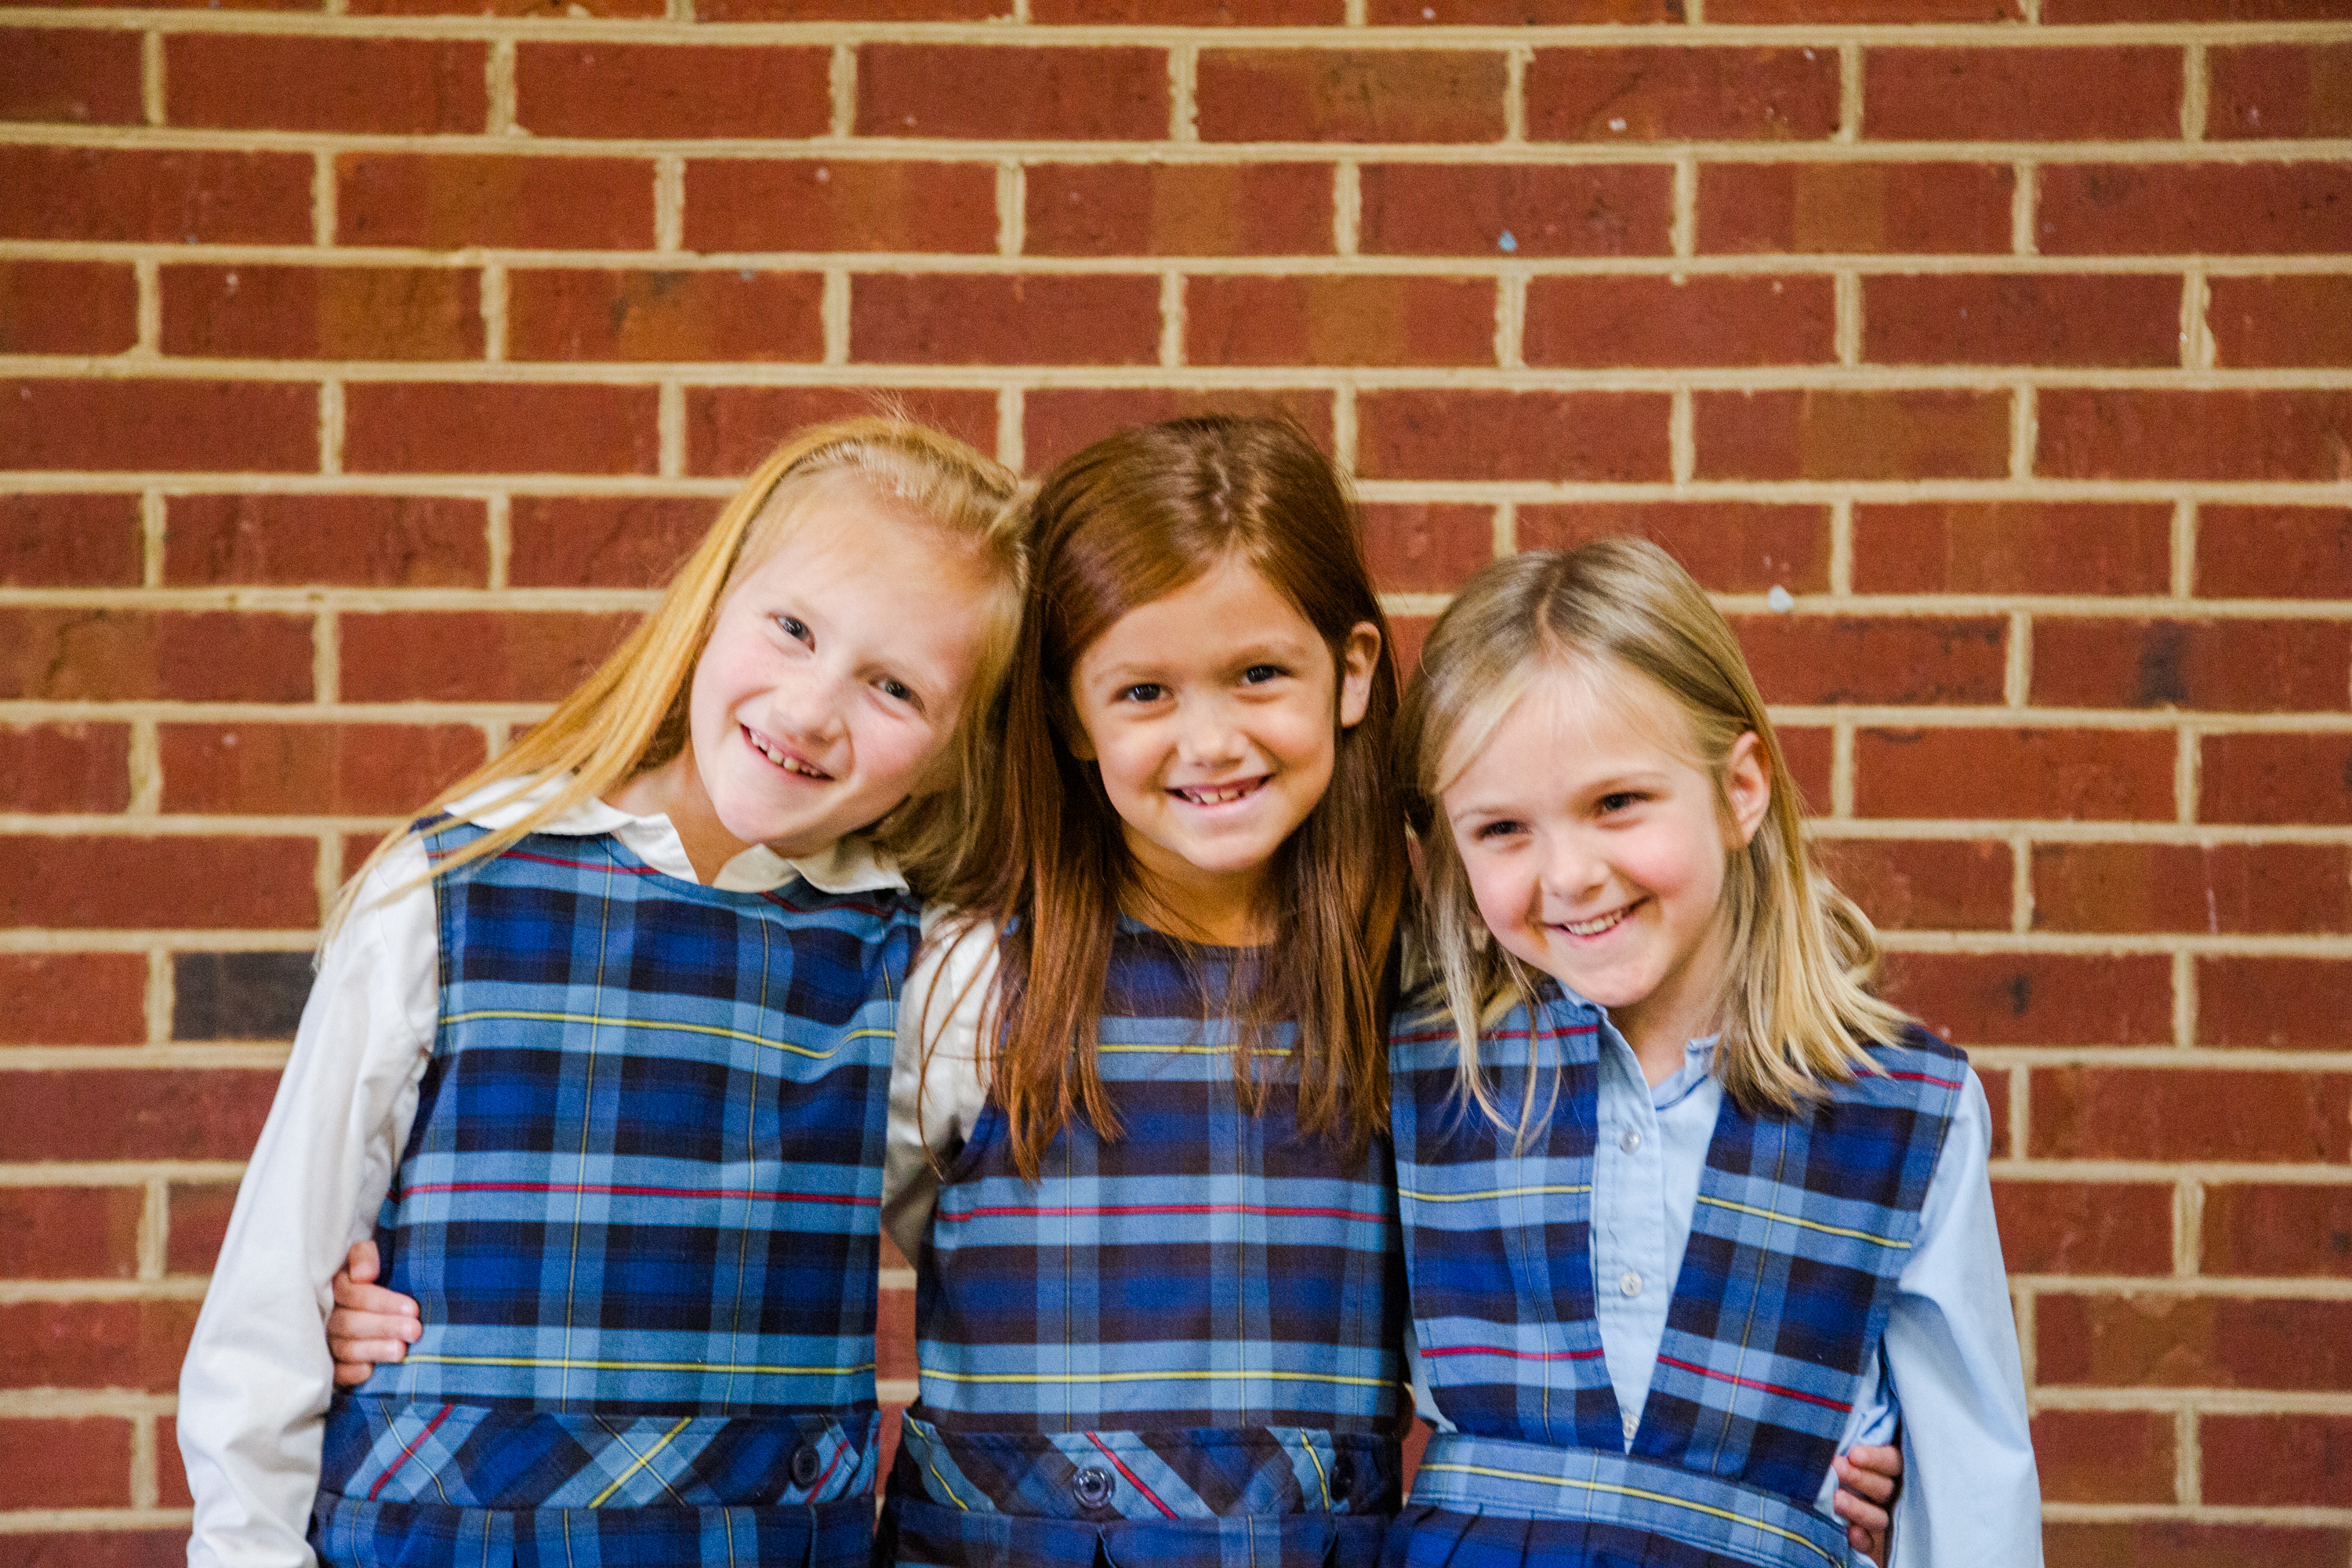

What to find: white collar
left=446, top=777, right=907, bottom=897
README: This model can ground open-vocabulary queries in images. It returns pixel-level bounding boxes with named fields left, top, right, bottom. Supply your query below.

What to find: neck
left=603, top=745, right=754, bottom=886
left=1119, top=841, right=1271, bottom=947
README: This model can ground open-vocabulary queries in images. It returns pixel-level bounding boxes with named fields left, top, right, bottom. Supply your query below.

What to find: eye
left=876, top=677, right=919, bottom=709
left=1117, top=682, right=1167, bottom=704
left=1241, top=663, right=1287, bottom=685
left=774, top=614, right=811, bottom=644
left=1596, top=790, right=1645, bottom=815
left=1470, top=819, right=1526, bottom=843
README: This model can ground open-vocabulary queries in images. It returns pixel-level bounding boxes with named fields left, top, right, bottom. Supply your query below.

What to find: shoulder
left=1821, top=1021, right=1972, bottom=1123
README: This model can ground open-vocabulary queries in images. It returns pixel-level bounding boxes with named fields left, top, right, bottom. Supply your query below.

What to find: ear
left=1336, top=621, right=1382, bottom=730
left=1721, top=731, right=1772, bottom=849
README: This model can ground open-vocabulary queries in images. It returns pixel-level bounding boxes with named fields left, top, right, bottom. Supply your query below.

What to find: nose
left=767, top=665, right=849, bottom=745
left=1537, top=828, right=1606, bottom=904
left=1174, top=694, right=1246, bottom=768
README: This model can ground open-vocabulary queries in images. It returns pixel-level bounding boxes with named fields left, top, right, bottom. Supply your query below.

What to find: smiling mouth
left=1171, top=776, right=1267, bottom=807
left=1555, top=902, right=1638, bottom=938
left=744, top=725, right=832, bottom=780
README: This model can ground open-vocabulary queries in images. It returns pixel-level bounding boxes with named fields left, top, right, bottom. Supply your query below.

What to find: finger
left=1833, top=1489, right=1890, bottom=1534
left=327, top=1334, right=411, bottom=1367
left=331, top=1276, right=421, bottom=1320
left=343, top=1238, right=382, bottom=1285
left=1833, top=1453, right=1899, bottom=1504
left=332, top=1359, right=374, bottom=1389
left=1850, top=1523, right=1887, bottom=1568
left=326, top=1309, right=422, bottom=1348
left=1846, top=1442, right=1904, bottom=1479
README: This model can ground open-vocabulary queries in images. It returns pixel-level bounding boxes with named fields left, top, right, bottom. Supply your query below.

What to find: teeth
left=1179, top=782, right=1255, bottom=805
left=748, top=730, right=826, bottom=779
left=1563, top=907, right=1630, bottom=937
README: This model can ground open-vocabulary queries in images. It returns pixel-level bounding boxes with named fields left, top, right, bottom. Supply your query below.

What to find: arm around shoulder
left=180, top=840, right=441, bottom=1568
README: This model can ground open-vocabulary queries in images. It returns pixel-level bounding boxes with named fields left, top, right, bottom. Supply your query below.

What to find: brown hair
left=938, top=416, right=1408, bottom=1181
left=330, top=416, right=1023, bottom=935
left=1396, top=539, right=1906, bottom=1135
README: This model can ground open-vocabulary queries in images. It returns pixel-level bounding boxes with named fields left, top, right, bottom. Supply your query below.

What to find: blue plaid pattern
left=310, top=822, right=914, bottom=1567
left=1388, top=984, right=1962, bottom=1568
left=882, top=920, right=1408, bottom=1566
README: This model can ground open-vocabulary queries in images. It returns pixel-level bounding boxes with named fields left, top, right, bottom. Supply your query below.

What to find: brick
left=878, top=1280, right=916, bottom=1381
left=1526, top=275, right=1833, bottom=367
left=2199, top=959, right=2352, bottom=1050
left=165, top=1183, right=241, bottom=1276
left=1038, top=0, right=1333, bottom=16
left=2204, top=1415, right=2352, bottom=1508
left=168, top=36, right=485, bottom=132
left=514, top=45, right=826, bottom=140
left=158, top=1417, right=191, bottom=1508
left=1370, top=0, right=1676, bottom=15
left=1977, top=1065, right=2012, bottom=1158
left=1358, top=390, right=1670, bottom=482
left=1779, top=726, right=1831, bottom=814
left=0, top=1300, right=201, bottom=1390
left=1699, top=162, right=2013, bottom=255
left=162, top=263, right=481, bottom=361
left=347, top=0, right=659, bottom=15
left=1185, top=275, right=1494, bottom=368
left=0, top=379, right=316, bottom=474
left=1516, top=503, right=1830, bottom=594
left=1865, top=47, right=2180, bottom=142
left=0, top=1189, right=144, bottom=1279
left=509, top=269, right=822, bottom=363
left=0, top=28, right=143, bottom=124
left=2203, top=1184, right=2352, bottom=1278
left=1693, top=390, right=2011, bottom=481
left=1854, top=726, right=2176, bottom=822
left=0, top=147, right=311, bottom=243
left=2035, top=617, right=2350, bottom=712
left=2040, top=163, right=2352, bottom=256
left=856, top=45, right=1166, bottom=140
left=1526, top=47, right=1837, bottom=143
left=510, top=496, right=713, bottom=589
left=344, top=383, right=659, bottom=476
left=2028, top=1523, right=2347, bottom=1568
left=0, top=721, right=128, bottom=813
left=1389, top=616, right=1434, bottom=685
left=1733, top=615, right=2006, bottom=706
left=0, top=259, right=136, bottom=354
left=2201, top=734, right=2352, bottom=826
left=1878, top=953, right=2173, bottom=1046
left=2048, top=0, right=2342, bottom=16
left=339, top=611, right=639, bottom=703
left=0, top=953, right=146, bottom=1044
left=0, top=608, right=313, bottom=702
left=685, top=387, right=1000, bottom=477
left=2029, top=1410, right=2177, bottom=1504
left=166, top=495, right=486, bottom=589
left=2035, top=843, right=2352, bottom=935
left=2040, top=390, right=2352, bottom=482
left=689, top=0, right=1005, bottom=18
left=1864, top=273, right=2181, bottom=368
left=0, top=837, right=318, bottom=930
left=1714, top=0, right=2016, bottom=15
left=0, top=495, right=140, bottom=586
left=1021, top=388, right=1334, bottom=475
left=1815, top=837, right=2013, bottom=931
left=2212, top=42, right=2352, bottom=138
left=2042, top=1292, right=2352, bottom=1393
left=337, top=154, right=652, bottom=250
left=851, top=274, right=1162, bottom=365
left=2207, top=275, right=2352, bottom=369
left=1363, top=504, right=1494, bottom=593
left=0, top=1417, right=133, bottom=1507
left=0, top=1534, right=198, bottom=1568
left=1196, top=49, right=1507, bottom=144
left=161, top=723, right=487, bottom=817
left=685, top=160, right=997, bottom=256
left=172, top=951, right=314, bottom=1040
left=2034, top=1068, right=2352, bottom=1163
left=1027, top=163, right=1331, bottom=257
left=1993, top=1180, right=2174, bottom=1276
left=1851, top=502, right=2172, bottom=595
left=1359, top=163, right=1671, bottom=256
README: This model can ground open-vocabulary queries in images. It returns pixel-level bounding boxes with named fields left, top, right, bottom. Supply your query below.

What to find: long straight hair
left=1396, top=539, right=1907, bottom=1135
left=940, top=416, right=1409, bottom=1181
left=328, top=416, right=1024, bottom=936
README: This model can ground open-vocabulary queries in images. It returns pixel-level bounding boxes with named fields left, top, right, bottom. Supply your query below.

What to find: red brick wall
left=3, top=4, right=2349, bottom=1563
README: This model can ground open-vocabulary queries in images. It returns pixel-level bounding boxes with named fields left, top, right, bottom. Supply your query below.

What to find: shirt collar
left=445, top=776, right=907, bottom=896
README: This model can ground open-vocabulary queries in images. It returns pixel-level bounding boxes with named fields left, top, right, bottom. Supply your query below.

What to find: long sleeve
left=178, top=840, right=441, bottom=1568
left=1883, top=1067, right=2043, bottom=1567
left=880, top=909, right=998, bottom=1264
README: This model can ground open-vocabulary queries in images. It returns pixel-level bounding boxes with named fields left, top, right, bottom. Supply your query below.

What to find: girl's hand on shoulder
left=327, top=1239, right=423, bottom=1388
left=1832, top=1443, right=1901, bottom=1566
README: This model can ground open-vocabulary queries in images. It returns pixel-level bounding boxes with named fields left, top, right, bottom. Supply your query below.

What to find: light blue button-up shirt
left=1411, top=1011, right=2043, bottom=1566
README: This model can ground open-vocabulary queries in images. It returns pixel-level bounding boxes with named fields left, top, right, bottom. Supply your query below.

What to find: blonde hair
left=1396, top=539, right=1907, bottom=1137
left=329, top=416, right=1023, bottom=937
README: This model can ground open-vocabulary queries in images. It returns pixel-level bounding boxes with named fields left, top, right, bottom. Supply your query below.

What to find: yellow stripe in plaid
left=407, top=1352, right=876, bottom=1375
left=589, top=1412, right=694, bottom=1508
left=1400, top=1183, right=1592, bottom=1203
left=438, top=1008, right=888, bottom=1060
left=1418, top=1461, right=1843, bottom=1568
left=1695, top=1194, right=1912, bottom=1250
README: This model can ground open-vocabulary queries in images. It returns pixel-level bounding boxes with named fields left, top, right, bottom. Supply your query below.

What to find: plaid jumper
left=1386, top=985, right=1962, bottom=1568
left=309, top=822, right=913, bottom=1568
left=881, top=921, right=1409, bottom=1567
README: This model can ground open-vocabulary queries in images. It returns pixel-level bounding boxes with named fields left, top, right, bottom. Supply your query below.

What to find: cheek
left=1460, top=853, right=1529, bottom=936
